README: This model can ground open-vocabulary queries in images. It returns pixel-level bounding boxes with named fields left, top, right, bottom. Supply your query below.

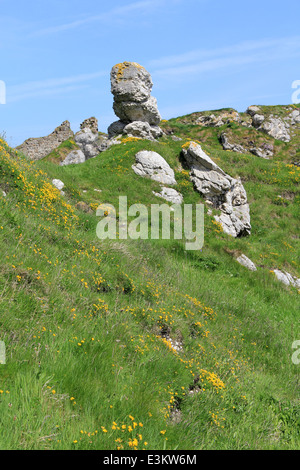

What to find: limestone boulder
left=260, top=117, right=291, bottom=142
left=236, top=254, right=257, bottom=272
left=60, top=149, right=86, bottom=166
left=123, top=121, right=163, bottom=140
left=273, top=269, right=300, bottom=288
left=132, top=150, right=177, bottom=185
left=181, top=142, right=251, bottom=237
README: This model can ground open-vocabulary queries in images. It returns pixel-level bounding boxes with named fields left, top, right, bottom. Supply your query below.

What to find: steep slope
left=0, top=112, right=299, bottom=451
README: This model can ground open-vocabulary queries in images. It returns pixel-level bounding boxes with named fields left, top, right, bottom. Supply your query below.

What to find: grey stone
left=80, top=116, right=98, bottom=133
left=75, top=127, right=98, bottom=145
left=153, top=187, right=183, bottom=204
left=252, top=114, right=265, bottom=128
left=220, top=133, right=247, bottom=153
left=182, top=142, right=251, bottom=237
left=123, top=121, right=163, bottom=140
left=236, top=254, right=257, bottom=271
left=246, top=105, right=261, bottom=116
left=132, top=150, right=177, bottom=185
left=113, top=95, right=161, bottom=125
left=60, top=149, right=86, bottom=166
left=250, top=143, right=273, bottom=159
left=107, top=120, right=126, bottom=138
left=183, top=141, right=226, bottom=173
left=289, top=109, right=300, bottom=124
left=260, top=117, right=291, bottom=142
left=52, top=179, right=64, bottom=191
left=108, top=61, right=162, bottom=140
left=16, top=121, right=74, bottom=161
left=273, top=269, right=300, bottom=288
left=111, top=62, right=153, bottom=103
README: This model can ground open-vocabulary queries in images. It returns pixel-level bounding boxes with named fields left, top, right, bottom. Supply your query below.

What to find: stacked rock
left=108, top=62, right=163, bottom=141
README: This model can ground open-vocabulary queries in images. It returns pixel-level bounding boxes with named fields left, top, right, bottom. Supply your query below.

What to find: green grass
left=0, top=114, right=299, bottom=451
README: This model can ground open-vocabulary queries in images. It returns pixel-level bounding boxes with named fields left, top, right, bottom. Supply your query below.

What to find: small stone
left=236, top=254, right=257, bottom=271
left=153, top=187, right=183, bottom=204
left=52, top=179, right=64, bottom=191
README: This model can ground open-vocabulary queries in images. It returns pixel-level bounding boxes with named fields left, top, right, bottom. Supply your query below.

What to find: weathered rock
left=246, top=105, right=262, bottom=117
left=196, top=110, right=242, bottom=127
left=289, top=109, right=300, bottom=124
left=260, top=117, right=291, bottom=142
left=60, top=149, right=86, bottom=166
left=111, top=62, right=153, bottom=104
left=153, top=187, right=183, bottom=204
left=123, top=121, right=163, bottom=140
left=52, top=179, right=64, bottom=191
left=220, top=133, right=247, bottom=153
left=16, top=121, right=74, bottom=161
left=196, top=114, right=224, bottom=127
left=113, top=95, right=161, bottom=125
left=273, top=269, right=300, bottom=288
left=107, top=120, right=126, bottom=139
left=75, top=126, right=98, bottom=145
left=80, top=116, right=98, bottom=133
left=236, top=254, right=257, bottom=271
left=132, top=150, right=177, bottom=185
left=250, top=142, right=273, bottom=159
left=182, top=142, right=251, bottom=237
left=221, top=131, right=273, bottom=159
left=74, top=119, right=110, bottom=160
left=108, top=62, right=162, bottom=140
left=252, top=114, right=265, bottom=128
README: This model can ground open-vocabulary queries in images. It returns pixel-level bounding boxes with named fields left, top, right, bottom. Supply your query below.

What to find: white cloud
left=149, top=36, right=300, bottom=79
left=8, top=70, right=107, bottom=103
left=30, top=0, right=174, bottom=36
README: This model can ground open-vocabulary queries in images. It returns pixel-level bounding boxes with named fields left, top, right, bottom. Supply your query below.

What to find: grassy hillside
left=0, top=106, right=299, bottom=450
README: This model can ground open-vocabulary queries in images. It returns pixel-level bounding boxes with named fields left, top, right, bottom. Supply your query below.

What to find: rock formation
left=60, top=117, right=117, bottom=165
left=220, top=132, right=274, bottom=159
left=108, top=62, right=163, bottom=141
left=16, top=121, right=74, bottom=161
left=246, top=106, right=292, bottom=142
left=181, top=142, right=251, bottom=237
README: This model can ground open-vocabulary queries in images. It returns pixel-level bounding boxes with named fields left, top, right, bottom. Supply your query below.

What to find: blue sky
left=1, top=0, right=300, bottom=146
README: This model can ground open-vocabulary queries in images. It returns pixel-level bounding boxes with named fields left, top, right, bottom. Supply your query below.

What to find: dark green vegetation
left=0, top=104, right=299, bottom=450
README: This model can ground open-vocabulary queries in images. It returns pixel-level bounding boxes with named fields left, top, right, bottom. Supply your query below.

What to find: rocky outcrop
left=220, top=132, right=274, bottom=159
left=60, top=117, right=120, bottom=165
left=181, top=142, right=251, bottom=237
left=246, top=106, right=291, bottom=142
left=16, top=121, right=74, bottom=161
left=74, top=117, right=107, bottom=159
left=196, top=109, right=251, bottom=128
left=220, top=133, right=247, bottom=153
left=108, top=62, right=163, bottom=141
left=132, top=150, right=177, bottom=185
left=260, top=117, right=291, bottom=142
